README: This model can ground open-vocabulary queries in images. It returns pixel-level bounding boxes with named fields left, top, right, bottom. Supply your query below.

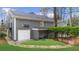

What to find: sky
left=0, top=7, right=53, bottom=24
left=0, top=7, right=79, bottom=24
left=0, top=7, right=53, bottom=19
left=10, top=7, right=40, bottom=13
left=0, top=7, right=53, bottom=14
left=0, top=7, right=40, bottom=13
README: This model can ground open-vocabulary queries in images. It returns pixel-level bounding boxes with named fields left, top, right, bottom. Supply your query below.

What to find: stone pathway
left=5, top=37, right=72, bottom=49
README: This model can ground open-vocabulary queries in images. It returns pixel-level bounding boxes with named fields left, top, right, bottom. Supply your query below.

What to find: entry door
left=18, top=30, right=30, bottom=41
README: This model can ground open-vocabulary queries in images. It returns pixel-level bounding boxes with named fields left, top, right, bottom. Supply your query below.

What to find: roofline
left=9, top=11, right=54, bottom=22
left=15, top=16, right=54, bottom=22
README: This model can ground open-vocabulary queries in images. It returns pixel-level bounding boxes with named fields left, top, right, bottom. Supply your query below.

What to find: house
left=6, top=11, right=54, bottom=41
left=57, top=20, right=68, bottom=26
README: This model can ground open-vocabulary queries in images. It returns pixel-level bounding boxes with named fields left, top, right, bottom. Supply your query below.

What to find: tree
left=53, top=7, right=57, bottom=27
left=53, top=7, right=63, bottom=27
left=70, top=15, right=79, bottom=26
left=40, top=7, right=49, bottom=16
left=69, top=7, right=72, bottom=26
left=53, top=7, right=58, bottom=38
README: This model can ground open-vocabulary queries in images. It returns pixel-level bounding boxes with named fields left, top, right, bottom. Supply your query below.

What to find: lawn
left=0, top=43, right=79, bottom=51
left=22, top=39, right=65, bottom=46
left=0, top=39, right=79, bottom=51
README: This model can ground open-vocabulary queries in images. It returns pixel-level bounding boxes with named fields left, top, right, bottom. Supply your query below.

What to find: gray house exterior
left=6, top=11, right=54, bottom=41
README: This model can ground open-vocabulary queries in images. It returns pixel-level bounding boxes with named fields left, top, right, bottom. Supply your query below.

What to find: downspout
left=14, top=17, right=16, bottom=40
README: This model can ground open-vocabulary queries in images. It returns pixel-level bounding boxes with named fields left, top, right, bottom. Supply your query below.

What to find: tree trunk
left=69, top=7, right=72, bottom=26
left=54, top=7, right=57, bottom=38
left=54, top=7, right=57, bottom=27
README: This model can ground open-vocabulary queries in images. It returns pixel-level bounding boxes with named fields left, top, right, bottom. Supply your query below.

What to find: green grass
left=0, top=43, right=79, bottom=51
left=54, top=45, right=79, bottom=51
left=22, top=39, right=65, bottom=46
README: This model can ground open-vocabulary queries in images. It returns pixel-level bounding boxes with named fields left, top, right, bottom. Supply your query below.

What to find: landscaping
left=0, top=26, right=79, bottom=51
left=0, top=7, right=79, bottom=51
left=22, top=39, right=65, bottom=46
left=48, top=26, right=79, bottom=37
left=0, top=43, right=79, bottom=51
left=0, top=32, right=7, bottom=44
left=48, top=26, right=79, bottom=45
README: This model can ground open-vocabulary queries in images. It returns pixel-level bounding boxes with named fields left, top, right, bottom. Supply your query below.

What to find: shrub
left=0, top=32, right=6, bottom=38
left=48, top=26, right=79, bottom=37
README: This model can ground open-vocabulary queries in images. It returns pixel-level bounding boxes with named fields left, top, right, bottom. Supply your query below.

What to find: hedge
left=48, top=26, right=79, bottom=37
left=0, top=32, right=6, bottom=38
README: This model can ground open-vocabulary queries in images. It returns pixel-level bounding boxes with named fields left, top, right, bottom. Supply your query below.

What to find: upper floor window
left=22, top=24, right=29, bottom=28
left=40, top=21, right=44, bottom=27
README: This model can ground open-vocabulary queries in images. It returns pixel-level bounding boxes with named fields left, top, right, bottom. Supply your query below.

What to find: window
left=40, top=22, right=44, bottom=27
left=22, top=24, right=29, bottom=28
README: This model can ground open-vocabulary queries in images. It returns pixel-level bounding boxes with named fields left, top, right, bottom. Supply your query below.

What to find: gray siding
left=9, top=18, right=54, bottom=40
left=31, top=30, right=39, bottom=39
left=16, top=19, right=41, bottom=40
left=44, top=22, right=54, bottom=27
left=15, top=18, right=53, bottom=40
left=16, top=19, right=40, bottom=29
left=8, top=11, right=54, bottom=40
left=11, top=18, right=14, bottom=40
left=16, top=18, right=53, bottom=29
left=7, top=15, right=14, bottom=40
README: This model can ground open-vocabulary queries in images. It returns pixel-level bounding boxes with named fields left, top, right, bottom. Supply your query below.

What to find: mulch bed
left=57, top=37, right=79, bottom=45
left=0, top=38, right=7, bottom=44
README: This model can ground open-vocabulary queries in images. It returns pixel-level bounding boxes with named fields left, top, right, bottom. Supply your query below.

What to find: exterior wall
left=39, top=30, right=48, bottom=39
left=31, top=30, right=48, bottom=39
left=7, top=11, right=54, bottom=41
left=13, top=18, right=17, bottom=40
left=15, top=18, right=54, bottom=40
left=16, top=19, right=40, bottom=39
left=7, top=14, right=14, bottom=40
left=44, top=22, right=54, bottom=27
left=31, top=30, right=39, bottom=39
left=16, top=19, right=40, bottom=40
left=10, top=17, right=15, bottom=40
left=16, top=19, right=54, bottom=29
left=16, top=18, right=40, bottom=29
left=8, top=17, right=54, bottom=40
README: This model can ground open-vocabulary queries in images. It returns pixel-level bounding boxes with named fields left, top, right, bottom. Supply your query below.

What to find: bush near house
left=48, top=26, right=79, bottom=45
left=0, top=32, right=6, bottom=38
left=0, top=32, right=7, bottom=44
left=48, top=26, right=79, bottom=37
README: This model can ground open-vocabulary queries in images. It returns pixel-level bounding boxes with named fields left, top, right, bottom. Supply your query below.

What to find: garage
left=18, top=29, right=30, bottom=41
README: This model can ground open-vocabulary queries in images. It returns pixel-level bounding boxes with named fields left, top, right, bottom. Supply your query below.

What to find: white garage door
left=18, top=30, right=30, bottom=41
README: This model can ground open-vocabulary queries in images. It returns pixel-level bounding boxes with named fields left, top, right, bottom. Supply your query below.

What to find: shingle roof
left=10, top=11, right=53, bottom=22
